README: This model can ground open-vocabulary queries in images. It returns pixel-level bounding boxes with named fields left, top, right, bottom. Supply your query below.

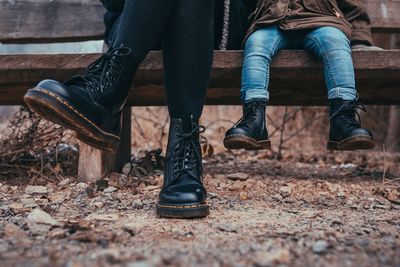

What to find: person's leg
left=156, top=0, right=215, bottom=219
left=303, top=26, right=356, bottom=101
left=162, top=0, right=214, bottom=126
left=240, top=26, right=287, bottom=103
left=24, top=0, right=177, bottom=152
left=224, top=26, right=288, bottom=150
left=303, top=26, right=374, bottom=150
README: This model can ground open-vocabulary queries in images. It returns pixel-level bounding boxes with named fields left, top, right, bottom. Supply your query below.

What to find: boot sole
left=24, top=87, right=120, bottom=152
left=156, top=203, right=210, bottom=219
left=223, top=135, right=271, bottom=150
left=327, top=135, right=375, bottom=150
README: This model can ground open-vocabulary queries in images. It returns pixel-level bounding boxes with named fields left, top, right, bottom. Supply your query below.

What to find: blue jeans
left=241, top=26, right=357, bottom=103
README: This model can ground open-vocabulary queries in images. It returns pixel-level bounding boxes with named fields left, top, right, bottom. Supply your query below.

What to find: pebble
left=75, top=182, right=89, bottom=191
left=217, top=223, right=237, bottom=233
left=84, top=213, right=119, bottom=222
left=132, top=199, right=144, bottom=209
left=104, top=186, right=118, bottom=193
left=59, top=178, right=71, bottom=186
left=279, top=186, right=292, bottom=198
left=313, top=240, right=329, bottom=254
left=4, top=223, right=26, bottom=238
left=227, top=172, right=249, bottom=181
left=48, top=229, right=66, bottom=239
left=27, top=208, right=61, bottom=226
left=254, top=248, right=291, bottom=266
left=25, top=186, right=48, bottom=195
left=123, top=222, right=144, bottom=236
left=239, top=191, right=249, bottom=201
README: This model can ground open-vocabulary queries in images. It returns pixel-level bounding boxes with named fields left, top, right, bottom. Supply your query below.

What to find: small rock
left=104, top=186, right=118, bottom=193
left=59, top=178, right=71, bottom=186
left=49, top=192, right=67, bottom=204
left=254, top=248, right=291, bottom=266
left=313, top=240, right=329, bottom=254
left=239, top=191, right=249, bottom=201
left=227, top=172, right=249, bottom=181
left=84, top=213, right=119, bottom=222
left=4, top=223, right=26, bottom=238
left=25, top=185, right=48, bottom=195
left=230, top=183, right=245, bottom=191
left=75, top=182, right=89, bottom=191
left=90, top=248, right=121, bottom=260
left=217, top=223, right=237, bottom=233
left=27, top=208, right=61, bottom=226
left=48, top=229, right=66, bottom=239
left=123, top=222, right=143, bottom=236
left=279, top=185, right=292, bottom=198
left=132, top=200, right=144, bottom=209
left=9, top=201, right=24, bottom=211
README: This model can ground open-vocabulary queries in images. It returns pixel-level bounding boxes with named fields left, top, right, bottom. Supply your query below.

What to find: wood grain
left=1, top=50, right=399, bottom=106
left=0, top=0, right=399, bottom=43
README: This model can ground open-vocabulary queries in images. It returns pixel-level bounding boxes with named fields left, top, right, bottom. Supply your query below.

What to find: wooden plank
left=0, top=0, right=105, bottom=43
left=0, top=0, right=399, bottom=43
left=366, top=0, right=400, bottom=33
left=0, top=50, right=399, bottom=106
left=78, top=107, right=131, bottom=181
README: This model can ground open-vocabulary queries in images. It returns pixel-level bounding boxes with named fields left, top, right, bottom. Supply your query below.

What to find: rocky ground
left=0, top=150, right=399, bottom=267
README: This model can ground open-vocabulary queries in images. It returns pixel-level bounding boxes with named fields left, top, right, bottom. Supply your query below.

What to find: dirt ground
left=0, top=150, right=399, bottom=267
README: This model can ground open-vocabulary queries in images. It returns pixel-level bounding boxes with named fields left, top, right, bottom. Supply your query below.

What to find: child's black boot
left=327, top=98, right=375, bottom=150
left=224, top=98, right=271, bottom=150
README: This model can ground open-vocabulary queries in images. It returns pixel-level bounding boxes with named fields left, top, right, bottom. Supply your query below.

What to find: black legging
left=112, top=0, right=215, bottom=123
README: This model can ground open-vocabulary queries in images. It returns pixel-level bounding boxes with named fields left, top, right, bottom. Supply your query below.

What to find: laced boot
left=224, top=98, right=271, bottom=150
left=24, top=45, right=137, bottom=152
left=327, top=98, right=375, bottom=150
left=157, top=116, right=209, bottom=218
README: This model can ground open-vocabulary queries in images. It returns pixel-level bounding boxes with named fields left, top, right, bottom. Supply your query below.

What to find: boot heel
left=327, top=141, right=338, bottom=150
left=327, top=136, right=375, bottom=151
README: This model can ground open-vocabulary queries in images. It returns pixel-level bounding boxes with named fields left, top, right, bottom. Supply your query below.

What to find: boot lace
left=65, top=46, right=131, bottom=95
left=169, top=125, right=205, bottom=185
left=234, top=101, right=265, bottom=130
left=329, top=100, right=366, bottom=130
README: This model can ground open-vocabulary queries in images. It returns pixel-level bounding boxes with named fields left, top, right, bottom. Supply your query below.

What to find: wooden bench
left=1, top=0, right=399, bottom=181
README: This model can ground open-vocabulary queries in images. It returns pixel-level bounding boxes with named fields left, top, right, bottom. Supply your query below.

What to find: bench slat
left=0, top=0, right=105, bottom=43
left=0, top=0, right=399, bottom=43
left=1, top=50, right=399, bottom=106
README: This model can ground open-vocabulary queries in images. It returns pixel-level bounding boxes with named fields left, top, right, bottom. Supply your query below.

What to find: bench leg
left=78, top=107, right=132, bottom=182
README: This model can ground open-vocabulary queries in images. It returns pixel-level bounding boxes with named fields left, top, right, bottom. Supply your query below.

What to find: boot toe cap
left=159, top=184, right=207, bottom=206
left=225, top=126, right=248, bottom=137
left=349, top=128, right=374, bottom=139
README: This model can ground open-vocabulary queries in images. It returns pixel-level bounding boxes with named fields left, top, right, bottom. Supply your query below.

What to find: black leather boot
left=327, top=98, right=375, bottom=150
left=224, top=99, right=271, bottom=150
left=24, top=46, right=137, bottom=152
left=157, top=116, right=209, bottom=218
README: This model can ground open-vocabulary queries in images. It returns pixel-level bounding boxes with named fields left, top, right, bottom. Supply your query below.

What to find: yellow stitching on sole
left=157, top=204, right=209, bottom=209
left=34, top=88, right=119, bottom=139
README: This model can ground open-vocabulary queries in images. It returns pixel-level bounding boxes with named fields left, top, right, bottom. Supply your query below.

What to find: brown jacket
left=246, top=0, right=373, bottom=45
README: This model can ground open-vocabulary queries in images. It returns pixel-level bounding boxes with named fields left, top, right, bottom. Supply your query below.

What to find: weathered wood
left=0, top=0, right=399, bottom=43
left=366, top=0, right=400, bottom=33
left=78, top=107, right=131, bottom=181
left=1, top=50, right=400, bottom=106
left=0, top=0, right=105, bottom=43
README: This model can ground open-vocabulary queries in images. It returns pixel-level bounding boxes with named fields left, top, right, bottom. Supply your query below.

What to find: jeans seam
left=264, top=35, right=284, bottom=94
left=304, top=35, right=338, bottom=91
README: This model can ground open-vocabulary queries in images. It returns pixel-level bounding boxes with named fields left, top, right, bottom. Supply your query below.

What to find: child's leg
left=303, top=26, right=356, bottom=100
left=302, top=27, right=374, bottom=150
left=241, top=26, right=288, bottom=103
left=224, top=26, right=288, bottom=150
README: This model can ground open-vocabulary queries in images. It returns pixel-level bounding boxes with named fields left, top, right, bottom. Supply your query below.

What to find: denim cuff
left=328, top=87, right=357, bottom=101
